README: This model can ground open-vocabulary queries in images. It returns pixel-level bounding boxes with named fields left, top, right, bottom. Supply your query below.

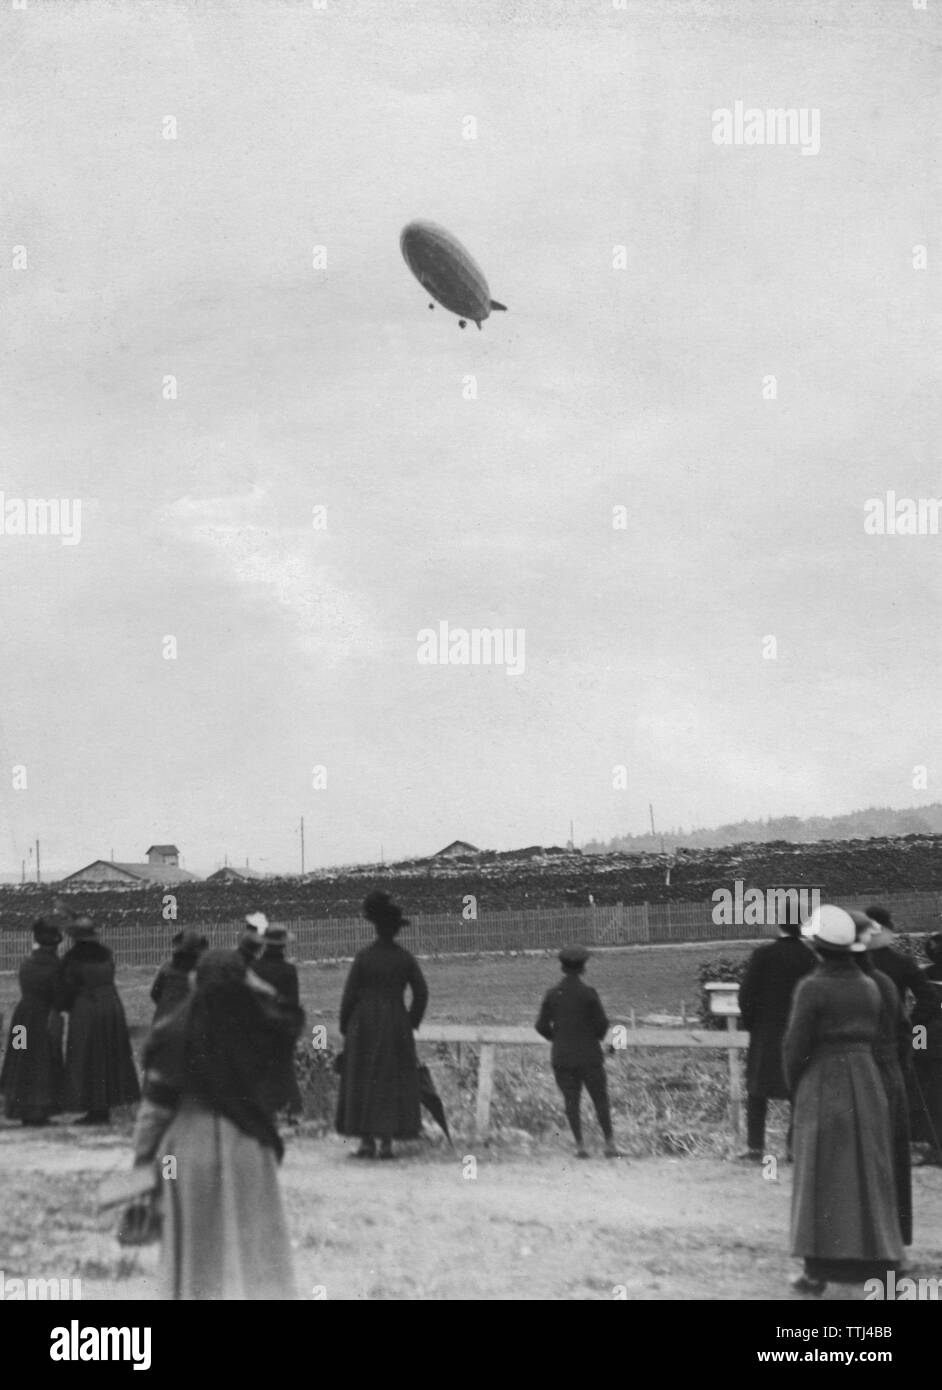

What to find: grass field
left=0, top=939, right=759, bottom=1035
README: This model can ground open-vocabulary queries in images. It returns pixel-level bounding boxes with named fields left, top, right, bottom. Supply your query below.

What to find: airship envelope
left=400, top=220, right=507, bottom=329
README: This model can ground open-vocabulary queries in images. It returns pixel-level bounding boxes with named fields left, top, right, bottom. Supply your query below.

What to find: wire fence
left=2, top=889, right=939, bottom=972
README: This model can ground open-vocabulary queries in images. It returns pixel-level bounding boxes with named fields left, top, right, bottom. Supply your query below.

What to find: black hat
left=260, top=922, right=294, bottom=945
left=32, top=917, right=63, bottom=946
left=559, top=945, right=590, bottom=967
left=172, top=928, right=208, bottom=954
left=865, top=905, right=894, bottom=931
left=65, top=913, right=97, bottom=940
left=363, top=891, right=410, bottom=930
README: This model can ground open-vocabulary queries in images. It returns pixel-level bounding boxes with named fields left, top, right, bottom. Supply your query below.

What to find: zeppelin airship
left=400, top=220, right=507, bottom=330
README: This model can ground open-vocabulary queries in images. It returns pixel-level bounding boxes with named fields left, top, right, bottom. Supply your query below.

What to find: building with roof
left=145, top=844, right=180, bottom=867
left=60, top=845, right=200, bottom=887
left=432, top=840, right=480, bottom=859
left=205, top=865, right=267, bottom=884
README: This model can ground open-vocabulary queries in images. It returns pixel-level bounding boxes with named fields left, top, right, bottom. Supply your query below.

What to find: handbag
left=117, top=1189, right=162, bottom=1247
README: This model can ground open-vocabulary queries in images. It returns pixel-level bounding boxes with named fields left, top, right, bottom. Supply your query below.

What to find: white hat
left=801, top=904, right=856, bottom=950
left=847, top=909, right=876, bottom=953
left=244, top=911, right=268, bottom=932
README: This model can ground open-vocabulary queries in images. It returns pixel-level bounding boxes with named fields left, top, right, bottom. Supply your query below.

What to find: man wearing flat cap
left=535, top=946, right=620, bottom=1158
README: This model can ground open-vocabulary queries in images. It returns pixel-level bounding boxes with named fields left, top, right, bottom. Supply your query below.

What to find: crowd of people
left=1, top=890, right=940, bottom=1299
left=736, top=901, right=942, bottom=1296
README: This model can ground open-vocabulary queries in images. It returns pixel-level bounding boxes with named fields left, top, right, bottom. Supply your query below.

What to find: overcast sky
left=0, top=1, right=938, bottom=877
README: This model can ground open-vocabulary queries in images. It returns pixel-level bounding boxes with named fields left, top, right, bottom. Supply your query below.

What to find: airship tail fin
left=490, top=300, right=507, bottom=312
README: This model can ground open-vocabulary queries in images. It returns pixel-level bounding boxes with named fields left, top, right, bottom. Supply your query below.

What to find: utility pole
left=21, top=859, right=25, bottom=884
left=36, top=838, right=40, bottom=885
left=569, top=819, right=574, bottom=849
left=300, top=817, right=305, bottom=875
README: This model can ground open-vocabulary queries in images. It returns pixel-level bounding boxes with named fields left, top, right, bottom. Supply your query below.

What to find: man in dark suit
left=535, top=946, right=620, bottom=1158
left=737, top=913, right=815, bottom=1161
left=251, top=921, right=303, bottom=1120
left=865, top=905, right=934, bottom=1016
left=866, top=904, right=936, bottom=1139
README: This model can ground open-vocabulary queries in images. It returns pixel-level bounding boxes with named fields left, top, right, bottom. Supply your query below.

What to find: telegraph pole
left=36, top=838, right=40, bottom=884
left=300, top=817, right=305, bottom=875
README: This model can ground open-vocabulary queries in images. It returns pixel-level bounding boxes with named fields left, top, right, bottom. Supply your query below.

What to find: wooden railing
left=416, top=1023, right=749, bottom=1141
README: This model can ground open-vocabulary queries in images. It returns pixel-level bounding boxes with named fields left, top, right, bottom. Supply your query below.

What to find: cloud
left=162, top=490, right=379, bottom=667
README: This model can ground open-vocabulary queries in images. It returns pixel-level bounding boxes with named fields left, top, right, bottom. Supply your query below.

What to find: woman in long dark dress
left=784, top=904, right=903, bottom=1295
left=335, top=891, right=428, bottom=1159
left=55, top=915, right=140, bottom=1124
left=849, top=911, right=912, bottom=1247
left=911, top=932, right=942, bottom=1165
left=0, top=917, right=65, bottom=1125
left=132, top=949, right=303, bottom=1300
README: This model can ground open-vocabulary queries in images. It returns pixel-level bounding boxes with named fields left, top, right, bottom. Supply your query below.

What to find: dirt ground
left=2, top=1122, right=940, bottom=1301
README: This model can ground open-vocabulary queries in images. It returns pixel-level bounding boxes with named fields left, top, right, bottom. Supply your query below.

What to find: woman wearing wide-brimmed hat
left=0, top=917, right=66, bottom=1125
left=849, top=910, right=912, bottom=1246
left=132, top=948, right=303, bottom=1299
left=784, top=905, right=903, bottom=1295
left=55, top=914, right=140, bottom=1124
left=911, top=931, right=942, bottom=1166
left=335, top=891, right=428, bottom=1159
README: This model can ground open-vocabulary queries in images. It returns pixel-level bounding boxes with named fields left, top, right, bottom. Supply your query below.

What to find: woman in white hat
left=784, top=904, right=903, bottom=1295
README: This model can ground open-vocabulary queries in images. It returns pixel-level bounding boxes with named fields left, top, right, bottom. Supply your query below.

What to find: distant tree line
left=582, top=804, right=942, bottom=855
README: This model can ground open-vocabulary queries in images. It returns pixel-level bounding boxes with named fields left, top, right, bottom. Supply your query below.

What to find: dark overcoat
left=335, top=939, right=428, bottom=1139
left=866, top=964, right=912, bottom=1245
left=737, top=935, right=815, bottom=1098
left=535, top=975, right=609, bottom=1067
left=56, top=941, right=141, bottom=1111
left=150, top=959, right=194, bottom=1024
left=911, top=966, right=942, bottom=1151
left=0, top=947, right=65, bottom=1120
left=252, top=948, right=303, bottom=1114
left=869, top=945, right=930, bottom=1009
left=784, top=958, right=903, bottom=1272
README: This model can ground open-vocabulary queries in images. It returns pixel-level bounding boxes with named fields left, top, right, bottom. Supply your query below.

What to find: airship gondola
left=400, top=220, right=507, bottom=330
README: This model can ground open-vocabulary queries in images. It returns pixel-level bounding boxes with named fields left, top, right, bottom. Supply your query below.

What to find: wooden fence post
left=726, top=1014, right=742, bottom=1142
left=474, top=1044, right=496, bottom=1142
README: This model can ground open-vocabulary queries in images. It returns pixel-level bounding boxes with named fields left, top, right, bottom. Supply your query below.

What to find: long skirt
left=791, top=1046, right=903, bottom=1281
left=0, top=1000, right=64, bottom=1120
left=877, top=1056, right=912, bottom=1245
left=335, top=998, right=421, bottom=1139
left=157, top=1098, right=296, bottom=1300
left=64, top=989, right=141, bottom=1111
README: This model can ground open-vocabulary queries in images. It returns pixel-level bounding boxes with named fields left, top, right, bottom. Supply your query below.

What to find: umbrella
left=417, top=1064, right=453, bottom=1146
